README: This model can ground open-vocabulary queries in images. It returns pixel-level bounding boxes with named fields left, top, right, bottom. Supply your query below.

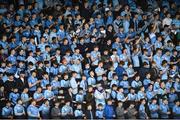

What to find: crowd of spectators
left=0, top=0, right=179, bottom=119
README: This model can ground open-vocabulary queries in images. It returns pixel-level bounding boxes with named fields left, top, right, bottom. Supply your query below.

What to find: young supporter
left=14, top=99, right=26, bottom=119
left=104, top=99, right=116, bottom=119
left=1, top=101, right=13, bottom=119
left=27, top=100, right=40, bottom=119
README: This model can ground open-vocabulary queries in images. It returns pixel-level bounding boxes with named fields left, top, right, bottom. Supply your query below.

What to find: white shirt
left=163, top=17, right=172, bottom=27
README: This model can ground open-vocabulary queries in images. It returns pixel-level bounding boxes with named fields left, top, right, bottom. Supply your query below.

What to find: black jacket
left=15, top=77, right=28, bottom=92
left=85, top=110, right=95, bottom=119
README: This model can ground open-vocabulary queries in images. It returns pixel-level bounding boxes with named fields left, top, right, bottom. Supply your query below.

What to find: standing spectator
left=104, top=99, right=116, bottom=119
left=85, top=104, right=95, bottom=119
left=61, top=100, right=73, bottom=119
left=126, top=102, right=137, bottom=119
left=116, top=101, right=126, bottom=119
left=14, top=99, right=25, bottom=119
left=27, top=100, right=40, bottom=119
left=139, top=99, right=148, bottom=119
left=115, top=61, right=126, bottom=80
left=39, top=100, right=50, bottom=119
left=51, top=101, right=61, bottom=119
left=1, top=101, right=13, bottom=119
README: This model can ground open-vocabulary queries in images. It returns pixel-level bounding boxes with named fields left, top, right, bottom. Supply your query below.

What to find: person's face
left=131, top=89, right=135, bottom=93
left=7, top=103, right=11, bottom=107
left=97, top=15, right=101, bottom=19
left=20, top=50, right=24, bottom=55
left=170, top=88, right=175, bottom=93
left=116, top=37, right=120, bottom=42
left=11, top=49, right=15, bottom=55
left=136, top=76, right=140, bottom=80
left=32, top=101, right=36, bottom=106
left=103, top=76, right=107, bottom=81
left=99, top=62, right=103, bottom=67
left=46, top=47, right=50, bottom=52
left=9, top=75, right=14, bottom=80
left=38, top=88, right=42, bottom=92
left=77, top=105, right=82, bottom=109
left=104, top=51, right=108, bottom=55
left=90, top=18, right=94, bottom=22
left=79, top=90, right=83, bottom=94
left=123, top=76, right=128, bottom=80
left=149, top=85, right=153, bottom=90
left=114, top=75, right=118, bottom=80
left=119, top=28, right=124, bottom=32
left=125, top=5, right=129, bottom=10
left=158, top=37, right=162, bottom=41
left=167, top=14, right=171, bottom=18
left=141, top=87, right=145, bottom=91
left=90, top=71, right=94, bottom=76
left=85, top=64, right=90, bottom=69
left=53, top=28, right=57, bottom=32
left=82, top=76, right=86, bottom=80
left=88, top=105, right=92, bottom=110
left=32, top=72, right=36, bottom=77
left=118, top=102, right=123, bottom=107
left=20, top=73, right=25, bottom=78
left=45, top=101, right=49, bottom=106
left=142, top=100, right=146, bottom=104
left=0, top=48, right=4, bottom=54
left=123, top=49, right=127, bottom=54
left=161, top=82, right=165, bottom=88
left=66, top=102, right=70, bottom=106
left=44, top=74, right=49, bottom=79
left=143, top=15, right=147, bottom=20
left=173, top=51, right=177, bottom=56
left=166, top=52, right=170, bottom=56
left=153, top=100, right=157, bottom=104
left=54, top=76, right=58, bottom=81
left=55, top=102, right=60, bottom=107
left=24, top=88, right=28, bottom=92
left=47, top=86, right=52, bottom=90
left=64, top=75, right=68, bottom=80
left=113, top=51, right=117, bottom=55
left=176, top=101, right=179, bottom=106
left=2, top=35, right=7, bottom=40
left=64, top=40, right=68, bottom=45
left=108, top=100, right=112, bottom=105
left=75, top=49, right=80, bottom=53
left=56, top=50, right=60, bottom=55
left=147, top=74, right=151, bottom=78
left=14, top=89, right=18, bottom=93
left=75, top=5, right=79, bottom=10
left=119, top=88, right=123, bottom=93
left=18, top=100, right=23, bottom=105
left=73, top=73, right=77, bottom=77
left=16, top=15, right=20, bottom=20
left=98, top=106, right=103, bottom=110
left=157, top=50, right=162, bottom=56
left=107, top=40, right=111, bottom=45
left=172, top=65, right=176, bottom=70
left=88, top=87, right=93, bottom=92
left=164, top=100, right=168, bottom=104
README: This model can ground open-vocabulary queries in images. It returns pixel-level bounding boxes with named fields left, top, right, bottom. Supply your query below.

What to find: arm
left=28, top=79, right=40, bottom=88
